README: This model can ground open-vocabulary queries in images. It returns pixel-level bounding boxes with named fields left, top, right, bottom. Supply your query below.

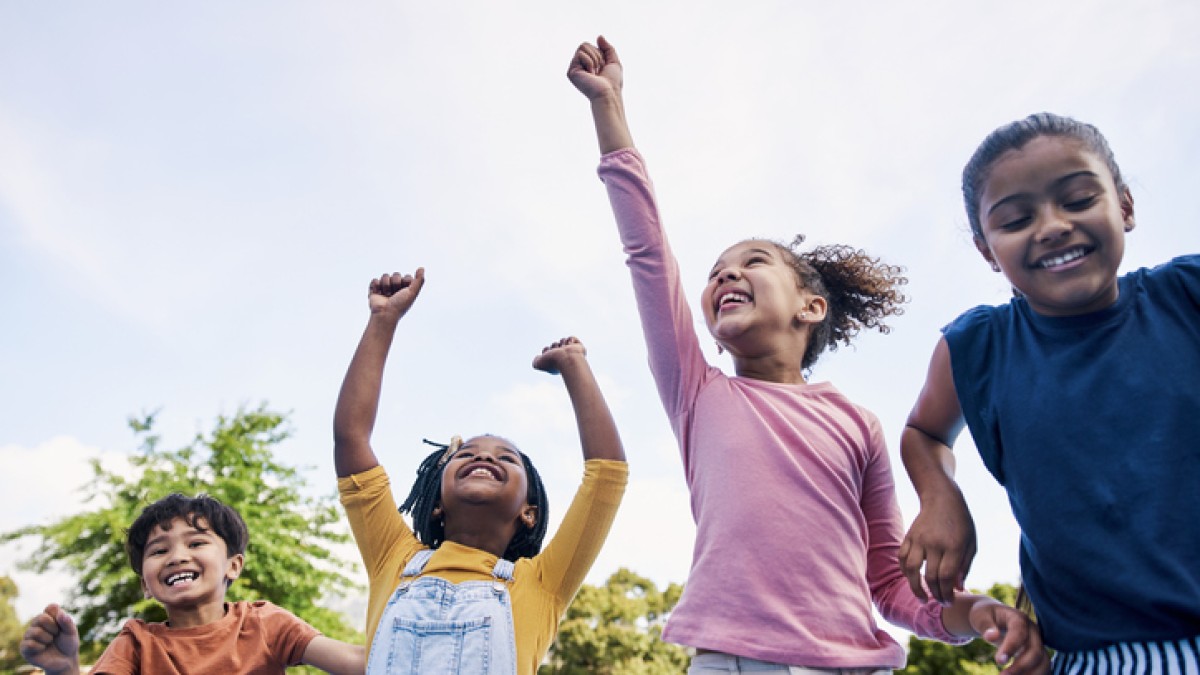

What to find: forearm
left=590, top=91, right=634, bottom=154
left=901, top=425, right=962, bottom=503
left=558, top=356, right=626, bottom=462
left=302, top=636, right=365, bottom=675
left=333, top=313, right=400, bottom=476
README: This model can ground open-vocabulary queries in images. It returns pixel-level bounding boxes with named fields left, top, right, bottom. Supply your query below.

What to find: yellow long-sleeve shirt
left=338, top=459, right=627, bottom=675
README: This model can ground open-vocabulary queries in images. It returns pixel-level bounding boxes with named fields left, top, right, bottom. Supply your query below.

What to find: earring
left=716, top=343, right=725, bottom=355
left=990, top=262, right=1001, bottom=272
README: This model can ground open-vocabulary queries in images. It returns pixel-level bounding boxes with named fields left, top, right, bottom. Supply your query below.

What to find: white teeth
left=469, top=467, right=496, bottom=479
left=1039, top=248, right=1086, bottom=269
left=166, top=572, right=197, bottom=586
left=719, top=292, right=750, bottom=307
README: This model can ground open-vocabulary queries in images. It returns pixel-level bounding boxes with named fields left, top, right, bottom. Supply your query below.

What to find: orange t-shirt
left=89, top=600, right=319, bottom=674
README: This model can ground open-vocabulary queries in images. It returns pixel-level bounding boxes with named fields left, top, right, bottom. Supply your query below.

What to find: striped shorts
left=1052, top=635, right=1200, bottom=674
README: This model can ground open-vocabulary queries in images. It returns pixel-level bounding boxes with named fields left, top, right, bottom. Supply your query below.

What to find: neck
left=732, top=354, right=807, bottom=384
left=726, top=332, right=810, bottom=384
left=164, top=599, right=228, bottom=630
left=444, top=512, right=517, bottom=559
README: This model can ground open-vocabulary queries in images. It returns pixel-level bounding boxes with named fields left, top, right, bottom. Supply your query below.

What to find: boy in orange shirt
left=20, top=493, right=363, bottom=675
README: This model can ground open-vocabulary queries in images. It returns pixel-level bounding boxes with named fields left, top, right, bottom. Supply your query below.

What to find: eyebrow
left=144, top=525, right=209, bottom=549
left=458, top=443, right=521, bottom=458
left=709, top=247, right=777, bottom=274
left=986, top=170, right=1101, bottom=216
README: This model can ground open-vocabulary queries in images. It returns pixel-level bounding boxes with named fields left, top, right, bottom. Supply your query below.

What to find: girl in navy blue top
left=899, top=112, right=1200, bottom=673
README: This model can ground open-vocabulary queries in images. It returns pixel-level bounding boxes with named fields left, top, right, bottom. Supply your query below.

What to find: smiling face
left=975, top=135, right=1135, bottom=317
left=139, top=516, right=243, bottom=617
left=439, top=435, right=535, bottom=527
left=702, top=240, right=816, bottom=353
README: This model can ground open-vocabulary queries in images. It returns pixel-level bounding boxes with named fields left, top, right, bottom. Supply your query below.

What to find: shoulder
left=1130, top=254, right=1200, bottom=300
left=237, top=600, right=306, bottom=625
left=943, top=302, right=1010, bottom=336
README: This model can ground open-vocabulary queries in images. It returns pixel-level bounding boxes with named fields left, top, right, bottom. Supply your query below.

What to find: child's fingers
left=923, top=549, right=955, bottom=605
left=55, top=606, right=77, bottom=635
left=989, top=615, right=1049, bottom=674
left=597, top=35, right=620, bottom=65
left=406, top=267, right=426, bottom=296
left=898, top=538, right=929, bottom=601
left=931, top=551, right=962, bottom=605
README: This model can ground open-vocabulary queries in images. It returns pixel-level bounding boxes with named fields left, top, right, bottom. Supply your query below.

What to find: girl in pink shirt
left=567, top=36, right=1049, bottom=674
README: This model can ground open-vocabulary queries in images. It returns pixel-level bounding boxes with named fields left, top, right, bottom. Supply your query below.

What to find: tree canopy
left=0, top=575, right=25, bottom=672
left=2, top=406, right=360, bottom=665
left=541, top=567, right=688, bottom=674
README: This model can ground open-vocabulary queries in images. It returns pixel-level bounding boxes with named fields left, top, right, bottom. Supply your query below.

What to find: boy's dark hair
left=125, top=493, right=249, bottom=576
left=962, top=112, right=1126, bottom=239
left=767, top=235, right=908, bottom=371
left=400, top=437, right=549, bottom=562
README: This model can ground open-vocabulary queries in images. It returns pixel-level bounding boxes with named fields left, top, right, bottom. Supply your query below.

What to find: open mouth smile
left=165, top=571, right=199, bottom=587
left=458, top=463, right=504, bottom=481
left=1032, top=246, right=1091, bottom=270
left=715, top=290, right=752, bottom=312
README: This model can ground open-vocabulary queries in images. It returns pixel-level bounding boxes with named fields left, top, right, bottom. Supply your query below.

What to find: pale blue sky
left=3, top=0, right=1199, bottom=645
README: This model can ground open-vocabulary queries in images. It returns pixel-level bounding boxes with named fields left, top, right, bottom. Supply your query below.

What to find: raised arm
left=568, top=36, right=635, bottom=154
left=532, top=337, right=625, bottom=462
left=333, top=269, right=426, bottom=477
left=897, top=337, right=977, bottom=605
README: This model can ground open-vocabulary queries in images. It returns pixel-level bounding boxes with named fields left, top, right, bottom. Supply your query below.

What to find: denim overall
left=366, top=549, right=518, bottom=675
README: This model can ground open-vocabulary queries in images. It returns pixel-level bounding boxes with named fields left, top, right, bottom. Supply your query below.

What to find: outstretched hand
left=20, top=604, right=81, bottom=675
left=970, top=601, right=1050, bottom=674
left=532, top=336, right=587, bottom=375
left=899, top=489, right=977, bottom=605
left=368, top=268, right=425, bottom=321
left=568, top=35, right=623, bottom=101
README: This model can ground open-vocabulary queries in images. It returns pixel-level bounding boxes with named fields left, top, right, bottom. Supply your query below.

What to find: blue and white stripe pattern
left=1052, top=636, right=1200, bottom=674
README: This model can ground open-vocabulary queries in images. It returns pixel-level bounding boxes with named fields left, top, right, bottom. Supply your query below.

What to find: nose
left=166, top=546, right=192, bottom=566
left=1035, top=207, right=1073, bottom=243
left=715, top=267, right=741, bottom=283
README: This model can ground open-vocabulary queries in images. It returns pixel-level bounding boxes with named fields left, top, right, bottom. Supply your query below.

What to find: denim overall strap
left=402, top=549, right=435, bottom=577
left=366, top=550, right=519, bottom=675
left=491, top=557, right=515, bottom=582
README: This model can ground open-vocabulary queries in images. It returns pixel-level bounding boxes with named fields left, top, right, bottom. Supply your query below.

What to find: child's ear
left=225, top=553, right=245, bottom=583
left=141, top=577, right=153, bottom=600
left=520, top=505, right=538, bottom=530
left=796, top=295, right=827, bottom=325
left=1120, top=186, right=1136, bottom=232
left=974, top=236, right=1001, bottom=272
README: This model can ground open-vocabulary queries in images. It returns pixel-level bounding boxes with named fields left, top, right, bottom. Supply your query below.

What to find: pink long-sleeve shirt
left=599, top=148, right=961, bottom=668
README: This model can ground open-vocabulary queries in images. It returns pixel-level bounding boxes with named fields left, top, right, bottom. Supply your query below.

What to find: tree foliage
left=541, top=567, right=688, bottom=675
left=1, top=406, right=360, bottom=665
left=899, top=583, right=1033, bottom=675
left=0, top=575, right=25, bottom=673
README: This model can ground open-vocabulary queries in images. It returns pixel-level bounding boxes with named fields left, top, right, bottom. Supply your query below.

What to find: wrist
left=366, top=309, right=403, bottom=328
left=916, top=475, right=964, bottom=506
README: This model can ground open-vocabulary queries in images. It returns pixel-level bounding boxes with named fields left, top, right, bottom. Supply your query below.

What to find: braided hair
left=399, top=435, right=550, bottom=562
left=767, top=235, right=908, bottom=371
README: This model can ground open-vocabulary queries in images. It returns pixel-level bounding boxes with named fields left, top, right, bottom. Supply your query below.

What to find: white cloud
left=0, top=437, right=131, bottom=621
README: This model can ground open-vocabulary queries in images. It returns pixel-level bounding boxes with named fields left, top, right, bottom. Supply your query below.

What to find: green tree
left=1, top=406, right=361, bottom=667
left=898, top=583, right=1035, bottom=675
left=0, top=575, right=25, bottom=672
left=541, top=567, right=688, bottom=675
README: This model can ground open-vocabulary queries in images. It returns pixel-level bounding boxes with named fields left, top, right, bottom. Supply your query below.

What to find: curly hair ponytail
left=773, top=235, right=908, bottom=370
